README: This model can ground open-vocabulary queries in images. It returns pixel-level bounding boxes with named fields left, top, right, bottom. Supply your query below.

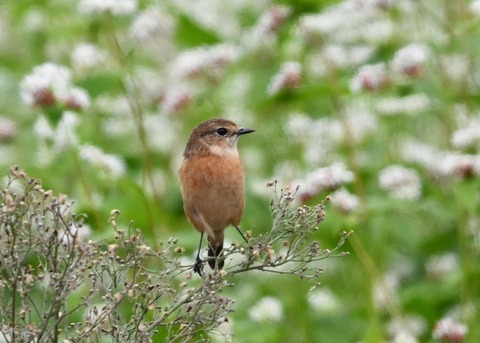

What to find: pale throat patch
left=209, top=144, right=239, bottom=156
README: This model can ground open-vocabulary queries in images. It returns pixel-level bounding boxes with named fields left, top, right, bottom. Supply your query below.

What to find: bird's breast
left=179, top=154, right=246, bottom=230
left=180, top=155, right=244, bottom=191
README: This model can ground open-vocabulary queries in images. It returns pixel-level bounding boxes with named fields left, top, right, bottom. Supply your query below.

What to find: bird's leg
left=193, top=232, right=205, bottom=276
left=234, top=226, right=249, bottom=244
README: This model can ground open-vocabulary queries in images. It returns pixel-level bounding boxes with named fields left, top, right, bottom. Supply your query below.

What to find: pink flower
left=433, top=317, right=468, bottom=342
left=20, top=62, right=90, bottom=111
left=160, top=86, right=191, bottom=114
left=267, top=62, right=302, bottom=95
left=350, top=63, right=389, bottom=92
left=392, top=44, right=430, bottom=77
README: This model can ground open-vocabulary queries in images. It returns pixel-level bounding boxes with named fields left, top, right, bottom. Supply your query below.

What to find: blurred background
left=1, top=0, right=480, bottom=341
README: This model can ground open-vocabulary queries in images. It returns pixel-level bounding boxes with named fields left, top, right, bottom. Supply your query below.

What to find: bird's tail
left=207, top=236, right=224, bottom=270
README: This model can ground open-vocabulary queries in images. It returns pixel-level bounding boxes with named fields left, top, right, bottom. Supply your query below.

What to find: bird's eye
left=216, top=128, right=228, bottom=136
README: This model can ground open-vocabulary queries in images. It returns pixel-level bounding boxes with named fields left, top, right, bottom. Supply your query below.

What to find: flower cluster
left=20, top=62, right=90, bottom=111
left=293, top=163, right=355, bottom=203
left=391, top=43, right=430, bottom=77
left=432, top=317, right=468, bottom=342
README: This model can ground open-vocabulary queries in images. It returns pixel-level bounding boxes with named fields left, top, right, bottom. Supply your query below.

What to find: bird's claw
left=193, top=256, right=204, bottom=276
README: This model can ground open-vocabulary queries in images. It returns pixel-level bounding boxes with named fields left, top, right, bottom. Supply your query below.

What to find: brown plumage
left=179, top=118, right=254, bottom=274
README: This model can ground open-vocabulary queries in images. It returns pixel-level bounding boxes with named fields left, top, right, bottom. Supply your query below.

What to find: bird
left=179, top=118, right=254, bottom=275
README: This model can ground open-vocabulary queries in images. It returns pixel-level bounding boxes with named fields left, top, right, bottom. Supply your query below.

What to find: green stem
left=105, top=15, right=161, bottom=231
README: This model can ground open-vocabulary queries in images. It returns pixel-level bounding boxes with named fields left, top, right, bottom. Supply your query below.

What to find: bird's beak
left=237, top=127, right=255, bottom=136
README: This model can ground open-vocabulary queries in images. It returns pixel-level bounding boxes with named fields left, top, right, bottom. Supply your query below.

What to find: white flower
left=451, top=121, right=480, bottom=149
left=130, top=7, right=175, bottom=41
left=343, top=106, right=378, bottom=142
left=432, top=317, right=468, bottom=342
left=356, top=19, right=393, bottom=44
left=400, top=139, right=439, bottom=172
left=373, top=274, right=399, bottom=309
left=322, top=44, right=375, bottom=69
left=169, top=44, right=239, bottom=80
left=298, top=3, right=391, bottom=44
left=378, top=165, right=421, bottom=200
left=350, top=63, right=389, bottom=92
left=307, top=289, right=340, bottom=312
left=387, top=315, right=427, bottom=340
left=267, top=61, right=302, bottom=95
left=95, top=96, right=131, bottom=117
left=78, top=0, right=137, bottom=15
left=307, top=45, right=375, bottom=77
left=362, top=0, right=394, bottom=9
left=375, top=94, right=431, bottom=116
left=71, top=43, right=106, bottom=71
left=23, top=9, right=46, bottom=31
left=32, top=112, right=81, bottom=161
left=160, top=85, right=191, bottom=114
left=241, top=5, right=290, bottom=51
left=55, top=111, right=80, bottom=151
left=249, top=296, right=283, bottom=322
left=144, top=114, right=177, bottom=153
left=80, top=145, right=126, bottom=178
left=391, top=331, right=418, bottom=343
left=298, top=4, right=375, bottom=38
left=20, top=62, right=90, bottom=110
left=439, top=54, right=470, bottom=85
left=62, top=87, right=91, bottom=111
left=169, top=0, right=246, bottom=39
left=0, top=117, right=17, bottom=142
left=296, top=163, right=354, bottom=202
left=391, top=43, right=430, bottom=77
left=426, top=253, right=458, bottom=279
left=330, top=188, right=360, bottom=213
left=33, top=115, right=54, bottom=140
left=401, top=140, right=480, bottom=179
left=470, top=0, right=480, bottom=16
left=20, top=62, right=71, bottom=107
left=437, top=153, right=480, bottom=179
left=284, top=112, right=314, bottom=142
left=255, top=5, right=290, bottom=35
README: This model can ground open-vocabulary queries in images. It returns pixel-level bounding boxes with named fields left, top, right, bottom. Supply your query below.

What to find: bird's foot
left=193, top=256, right=204, bottom=276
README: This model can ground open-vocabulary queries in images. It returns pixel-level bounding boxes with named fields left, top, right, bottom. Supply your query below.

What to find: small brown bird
left=179, top=118, right=254, bottom=275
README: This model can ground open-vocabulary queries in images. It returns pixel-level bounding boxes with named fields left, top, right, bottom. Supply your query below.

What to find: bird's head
left=184, top=118, right=254, bottom=158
